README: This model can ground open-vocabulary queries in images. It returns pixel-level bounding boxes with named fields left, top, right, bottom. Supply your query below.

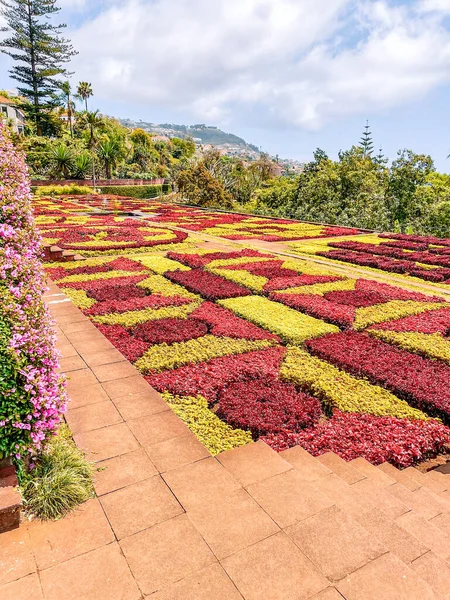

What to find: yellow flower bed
left=367, top=330, right=450, bottom=364
left=44, top=256, right=119, bottom=270
left=136, top=335, right=274, bottom=374
left=81, top=241, right=195, bottom=257
left=137, top=275, right=200, bottom=299
left=219, top=296, right=339, bottom=343
left=93, top=301, right=201, bottom=327
left=57, top=269, right=143, bottom=284
left=162, top=393, right=252, bottom=455
left=276, top=279, right=356, bottom=296
left=61, top=288, right=96, bottom=309
left=281, top=258, right=344, bottom=278
left=210, top=268, right=267, bottom=292
left=281, top=346, right=428, bottom=420
left=137, top=255, right=191, bottom=274
left=354, top=301, right=445, bottom=330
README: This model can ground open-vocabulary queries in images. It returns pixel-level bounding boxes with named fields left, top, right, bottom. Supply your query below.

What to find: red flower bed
left=222, top=260, right=299, bottom=280
left=262, top=411, right=450, bottom=468
left=305, top=331, right=450, bottom=421
left=95, top=324, right=150, bottom=362
left=86, top=295, right=192, bottom=316
left=355, top=278, right=442, bottom=302
left=324, top=290, right=389, bottom=308
left=371, top=307, right=450, bottom=334
left=167, top=249, right=267, bottom=268
left=217, top=379, right=322, bottom=435
left=272, top=292, right=356, bottom=328
left=379, top=233, right=450, bottom=247
left=331, top=240, right=450, bottom=267
left=147, top=346, right=286, bottom=402
left=380, top=240, right=429, bottom=251
left=264, top=274, right=342, bottom=292
left=189, top=302, right=279, bottom=341
left=165, top=269, right=251, bottom=300
left=133, top=317, right=208, bottom=345
left=62, top=274, right=148, bottom=291
left=87, top=282, right=147, bottom=301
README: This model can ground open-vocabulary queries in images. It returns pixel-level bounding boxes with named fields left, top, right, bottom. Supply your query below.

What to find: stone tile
left=350, top=478, right=410, bottom=520
left=94, top=448, right=158, bottom=496
left=0, top=573, right=43, bottom=600
left=65, top=368, right=98, bottom=394
left=146, top=433, right=210, bottom=473
left=396, top=511, right=450, bottom=561
left=430, top=512, right=450, bottom=537
left=100, top=475, right=183, bottom=539
left=149, top=564, right=243, bottom=600
left=113, top=389, right=170, bottom=421
left=0, top=527, right=35, bottom=586
left=336, top=553, right=439, bottom=600
left=62, top=320, right=96, bottom=335
left=74, top=423, right=139, bottom=462
left=83, top=348, right=129, bottom=368
left=403, top=467, right=447, bottom=494
left=67, top=329, right=109, bottom=344
left=39, top=543, right=140, bottom=600
left=349, top=457, right=396, bottom=488
left=247, top=470, right=334, bottom=529
left=163, top=457, right=241, bottom=511
left=91, top=361, right=137, bottom=383
left=377, top=462, right=421, bottom=491
left=55, top=314, right=88, bottom=327
left=316, top=452, right=365, bottom=485
left=57, top=343, right=79, bottom=359
left=313, top=473, right=376, bottom=518
left=58, top=355, right=86, bottom=373
left=120, top=514, right=215, bottom=596
left=128, top=410, right=188, bottom=447
left=222, top=531, right=328, bottom=600
left=355, top=508, right=429, bottom=564
left=280, top=446, right=332, bottom=482
left=67, top=382, right=110, bottom=410
left=410, top=551, right=450, bottom=599
left=388, top=484, right=444, bottom=521
left=75, top=339, right=116, bottom=356
left=65, top=401, right=122, bottom=434
left=29, top=498, right=114, bottom=570
left=309, top=588, right=345, bottom=600
left=217, top=441, right=292, bottom=487
left=286, top=505, right=386, bottom=582
left=188, top=488, right=279, bottom=559
left=102, top=375, right=152, bottom=400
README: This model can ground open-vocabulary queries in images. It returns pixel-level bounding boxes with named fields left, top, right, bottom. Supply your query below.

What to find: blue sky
left=1, top=0, right=450, bottom=170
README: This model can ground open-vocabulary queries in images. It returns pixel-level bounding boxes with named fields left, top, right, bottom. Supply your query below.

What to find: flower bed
left=165, top=268, right=252, bottom=300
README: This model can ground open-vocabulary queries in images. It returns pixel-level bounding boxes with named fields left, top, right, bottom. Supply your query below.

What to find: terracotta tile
left=127, top=410, right=188, bottom=446
left=65, top=400, right=122, bottom=434
left=0, top=573, right=43, bottom=600
left=65, top=369, right=98, bottom=394
left=57, top=343, right=79, bottom=359
left=355, top=508, right=429, bottom=564
left=58, top=355, right=86, bottom=373
left=74, top=423, right=139, bottom=462
left=29, top=499, right=114, bottom=570
left=55, top=314, right=88, bottom=327
left=410, top=551, right=450, bottom=599
left=316, top=452, right=365, bottom=485
left=247, top=470, right=334, bottom=529
left=100, top=475, right=183, bottom=539
left=102, top=375, right=152, bottom=399
left=280, top=446, right=332, bottom=482
left=377, top=462, right=421, bottom=491
left=188, top=488, right=279, bottom=559
left=39, top=542, right=140, bottom=600
left=83, top=348, right=129, bottom=368
left=388, top=484, right=445, bottom=520
left=146, top=433, right=210, bottom=473
left=430, top=512, right=450, bottom=537
left=217, top=441, right=292, bottom=487
left=149, top=563, right=243, bottom=600
left=91, top=361, right=138, bottom=383
left=63, top=320, right=96, bottom=335
left=403, top=467, right=447, bottom=494
left=120, top=514, right=215, bottom=595
left=94, top=448, right=157, bottom=496
left=222, top=531, right=328, bottom=600
left=309, top=588, right=344, bottom=600
left=286, top=505, right=386, bottom=582
left=67, top=382, right=110, bottom=410
left=336, top=553, right=438, bottom=600
left=349, top=458, right=396, bottom=488
left=163, top=457, right=241, bottom=511
left=396, top=511, right=450, bottom=561
left=67, top=329, right=109, bottom=344
left=313, top=473, right=376, bottom=517
left=350, top=478, right=410, bottom=520
left=0, top=527, right=35, bottom=586
left=113, top=389, right=169, bottom=421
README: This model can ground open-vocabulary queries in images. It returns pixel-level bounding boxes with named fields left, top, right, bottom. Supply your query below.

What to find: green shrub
left=99, top=184, right=169, bottom=198
left=19, top=425, right=94, bottom=520
left=33, top=184, right=97, bottom=196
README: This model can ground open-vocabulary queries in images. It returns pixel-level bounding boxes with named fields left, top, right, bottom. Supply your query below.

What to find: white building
left=0, top=96, right=25, bottom=134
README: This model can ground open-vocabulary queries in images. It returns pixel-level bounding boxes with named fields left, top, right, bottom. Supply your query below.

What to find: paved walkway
left=1, top=281, right=450, bottom=599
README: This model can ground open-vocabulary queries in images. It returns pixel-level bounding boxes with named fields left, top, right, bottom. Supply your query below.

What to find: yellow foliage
left=93, top=301, right=201, bottom=327
left=367, top=330, right=450, bottom=364
left=354, top=301, right=445, bottom=330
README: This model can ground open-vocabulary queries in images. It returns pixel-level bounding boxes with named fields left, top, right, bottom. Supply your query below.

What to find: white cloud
left=418, top=0, right=450, bottom=14
left=65, top=0, right=450, bottom=129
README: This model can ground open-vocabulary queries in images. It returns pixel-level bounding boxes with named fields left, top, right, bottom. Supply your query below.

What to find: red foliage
left=165, top=269, right=251, bottom=300
left=85, top=295, right=192, bottom=316
left=133, top=317, right=208, bottom=344
left=371, top=307, right=450, bottom=334
left=94, top=324, right=149, bottom=362
left=87, top=283, right=147, bottom=302
left=262, top=410, right=450, bottom=468
left=217, top=379, right=322, bottom=435
left=62, top=274, right=148, bottom=291
left=263, top=275, right=342, bottom=292
left=272, top=292, right=356, bottom=328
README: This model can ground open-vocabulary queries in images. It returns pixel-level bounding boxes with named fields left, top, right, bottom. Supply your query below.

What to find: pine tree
left=374, top=146, right=388, bottom=166
left=360, top=120, right=374, bottom=157
left=0, top=0, right=77, bottom=135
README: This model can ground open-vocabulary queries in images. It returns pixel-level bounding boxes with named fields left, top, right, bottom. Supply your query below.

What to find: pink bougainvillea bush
left=0, top=124, right=66, bottom=459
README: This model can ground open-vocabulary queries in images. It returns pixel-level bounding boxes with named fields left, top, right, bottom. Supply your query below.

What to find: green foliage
left=98, top=184, right=168, bottom=198
left=33, top=184, right=96, bottom=196
left=176, top=162, right=234, bottom=209
left=75, top=81, right=93, bottom=111
left=19, top=425, right=94, bottom=520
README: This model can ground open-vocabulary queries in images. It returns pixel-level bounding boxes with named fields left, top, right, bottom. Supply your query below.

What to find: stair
left=0, top=458, right=21, bottom=533
left=215, top=441, right=450, bottom=599
left=42, top=244, right=80, bottom=263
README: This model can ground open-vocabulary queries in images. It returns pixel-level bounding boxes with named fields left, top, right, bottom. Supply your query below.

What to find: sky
left=1, top=0, right=450, bottom=170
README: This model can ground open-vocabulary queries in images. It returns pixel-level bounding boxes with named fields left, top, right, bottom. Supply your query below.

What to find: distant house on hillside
left=0, top=96, right=25, bottom=134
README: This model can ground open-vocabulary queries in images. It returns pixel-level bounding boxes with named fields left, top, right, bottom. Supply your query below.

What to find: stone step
left=377, top=462, right=421, bottom=491
left=0, top=486, right=22, bottom=533
left=316, top=452, right=365, bottom=485
left=280, top=446, right=332, bottom=482
left=403, top=467, right=448, bottom=495
left=349, top=457, right=396, bottom=488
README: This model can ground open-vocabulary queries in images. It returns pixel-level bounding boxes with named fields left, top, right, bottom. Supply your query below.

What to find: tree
left=57, top=80, right=75, bottom=137
left=72, top=151, right=92, bottom=179
left=0, top=0, right=77, bottom=135
left=97, top=138, right=122, bottom=179
left=76, top=81, right=93, bottom=111
left=359, top=120, right=374, bottom=157
left=49, top=143, right=73, bottom=179
left=176, top=163, right=233, bottom=209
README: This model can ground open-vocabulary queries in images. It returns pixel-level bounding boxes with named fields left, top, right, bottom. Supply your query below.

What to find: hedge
left=98, top=184, right=170, bottom=198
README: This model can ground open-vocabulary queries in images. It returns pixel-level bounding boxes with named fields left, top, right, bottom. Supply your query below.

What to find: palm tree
left=98, top=138, right=121, bottom=179
left=49, top=144, right=74, bottom=179
left=76, top=82, right=93, bottom=111
left=73, top=152, right=92, bottom=179
left=79, top=109, right=104, bottom=148
left=58, top=81, right=75, bottom=137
